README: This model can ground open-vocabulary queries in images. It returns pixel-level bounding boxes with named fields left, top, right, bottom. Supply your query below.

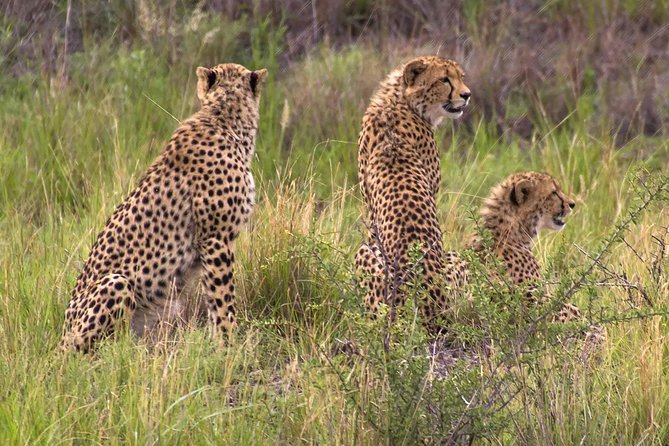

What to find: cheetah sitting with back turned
left=354, top=55, right=471, bottom=330
left=60, top=63, right=267, bottom=352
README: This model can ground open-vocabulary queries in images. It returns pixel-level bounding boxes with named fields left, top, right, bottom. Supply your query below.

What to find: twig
left=621, top=237, right=645, bottom=264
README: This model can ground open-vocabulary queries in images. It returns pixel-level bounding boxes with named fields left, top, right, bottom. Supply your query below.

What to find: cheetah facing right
left=354, top=56, right=471, bottom=330
left=468, top=171, right=583, bottom=323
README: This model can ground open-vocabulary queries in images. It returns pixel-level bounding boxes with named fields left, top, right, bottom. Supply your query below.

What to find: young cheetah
left=359, top=170, right=587, bottom=329
left=354, top=56, right=471, bottom=328
left=60, top=63, right=267, bottom=352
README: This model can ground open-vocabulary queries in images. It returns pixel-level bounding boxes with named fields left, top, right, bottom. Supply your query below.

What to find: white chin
left=539, top=217, right=566, bottom=232
left=427, top=106, right=463, bottom=127
left=547, top=220, right=566, bottom=231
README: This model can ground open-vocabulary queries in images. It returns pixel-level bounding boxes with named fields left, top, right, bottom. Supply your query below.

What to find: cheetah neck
left=368, top=70, right=433, bottom=130
left=479, top=204, right=537, bottom=251
left=369, top=69, right=403, bottom=108
left=202, top=92, right=258, bottom=122
left=194, top=100, right=259, bottom=160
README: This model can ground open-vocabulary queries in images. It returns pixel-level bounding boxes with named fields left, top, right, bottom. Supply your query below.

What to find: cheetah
left=467, top=171, right=583, bottom=322
left=59, top=63, right=268, bottom=352
left=354, top=55, right=471, bottom=329
left=459, top=172, right=604, bottom=345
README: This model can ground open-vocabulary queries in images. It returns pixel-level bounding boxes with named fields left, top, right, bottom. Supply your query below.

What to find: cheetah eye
left=441, top=77, right=450, bottom=83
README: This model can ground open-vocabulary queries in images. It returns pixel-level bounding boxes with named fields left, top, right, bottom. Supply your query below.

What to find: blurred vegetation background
left=2, top=0, right=668, bottom=219
left=4, top=0, right=669, bottom=136
left=2, top=1, right=669, bottom=444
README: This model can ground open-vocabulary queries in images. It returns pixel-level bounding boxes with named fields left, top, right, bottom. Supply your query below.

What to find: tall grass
left=2, top=3, right=669, bottom=444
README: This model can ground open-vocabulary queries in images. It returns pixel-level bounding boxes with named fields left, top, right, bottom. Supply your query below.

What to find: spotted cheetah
left=461, top=172, right=604, bottom=344
left=59, top=63, right=268, bottom=352
left=468, top=171, right=583, bottom=322
left=354, top=55, right=471, bottom=329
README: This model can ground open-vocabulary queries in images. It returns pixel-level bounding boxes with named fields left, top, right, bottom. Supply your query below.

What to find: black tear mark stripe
left=443, top=77, right=454, bottom=102
left=551, top=182, right=565, bottom=210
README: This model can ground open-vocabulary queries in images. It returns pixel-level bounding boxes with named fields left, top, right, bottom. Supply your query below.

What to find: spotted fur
left=59, top=63, right=268, bottom=352
left=359, top=157, right=587, bottom=327
left=354, top=56, right=471, bottom=330
left=469, top=171, right=582, bottom=322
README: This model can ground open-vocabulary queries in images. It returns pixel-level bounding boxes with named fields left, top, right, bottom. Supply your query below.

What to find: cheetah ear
left=403, top=60, right=427, bottom=87
left=196, top=66, right=217, bottom=101
left=249, top=68, right=268, bottom=97
left=510, top=179, right=533, bottom=206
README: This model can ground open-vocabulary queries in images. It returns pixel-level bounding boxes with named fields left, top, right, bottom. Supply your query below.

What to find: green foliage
left=2, top=5, right=669, bottom=445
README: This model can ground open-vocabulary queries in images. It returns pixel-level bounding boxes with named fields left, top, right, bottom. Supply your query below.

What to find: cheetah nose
left=569, top=202, right=575, bottom=209
left=460, top=92, right=471, bottom=101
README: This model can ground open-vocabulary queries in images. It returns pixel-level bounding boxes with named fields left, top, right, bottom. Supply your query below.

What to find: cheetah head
left=505, top=172, right=576, bottom=233
left=402, top=56, right=471, bottom=127
left=195, top=63, right=268, bottom=109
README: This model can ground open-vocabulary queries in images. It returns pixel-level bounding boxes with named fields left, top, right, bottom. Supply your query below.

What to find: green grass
left=2, top=12, right=669, bottom=445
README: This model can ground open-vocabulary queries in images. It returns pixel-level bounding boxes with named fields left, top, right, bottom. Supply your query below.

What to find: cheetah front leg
left=355, top=242, right=391, bottom=316
left=554, top=302, right=606, bottom=349
left=199, top=237, right=236, bottom=341
left=59, top=273, right=136, bottom=353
